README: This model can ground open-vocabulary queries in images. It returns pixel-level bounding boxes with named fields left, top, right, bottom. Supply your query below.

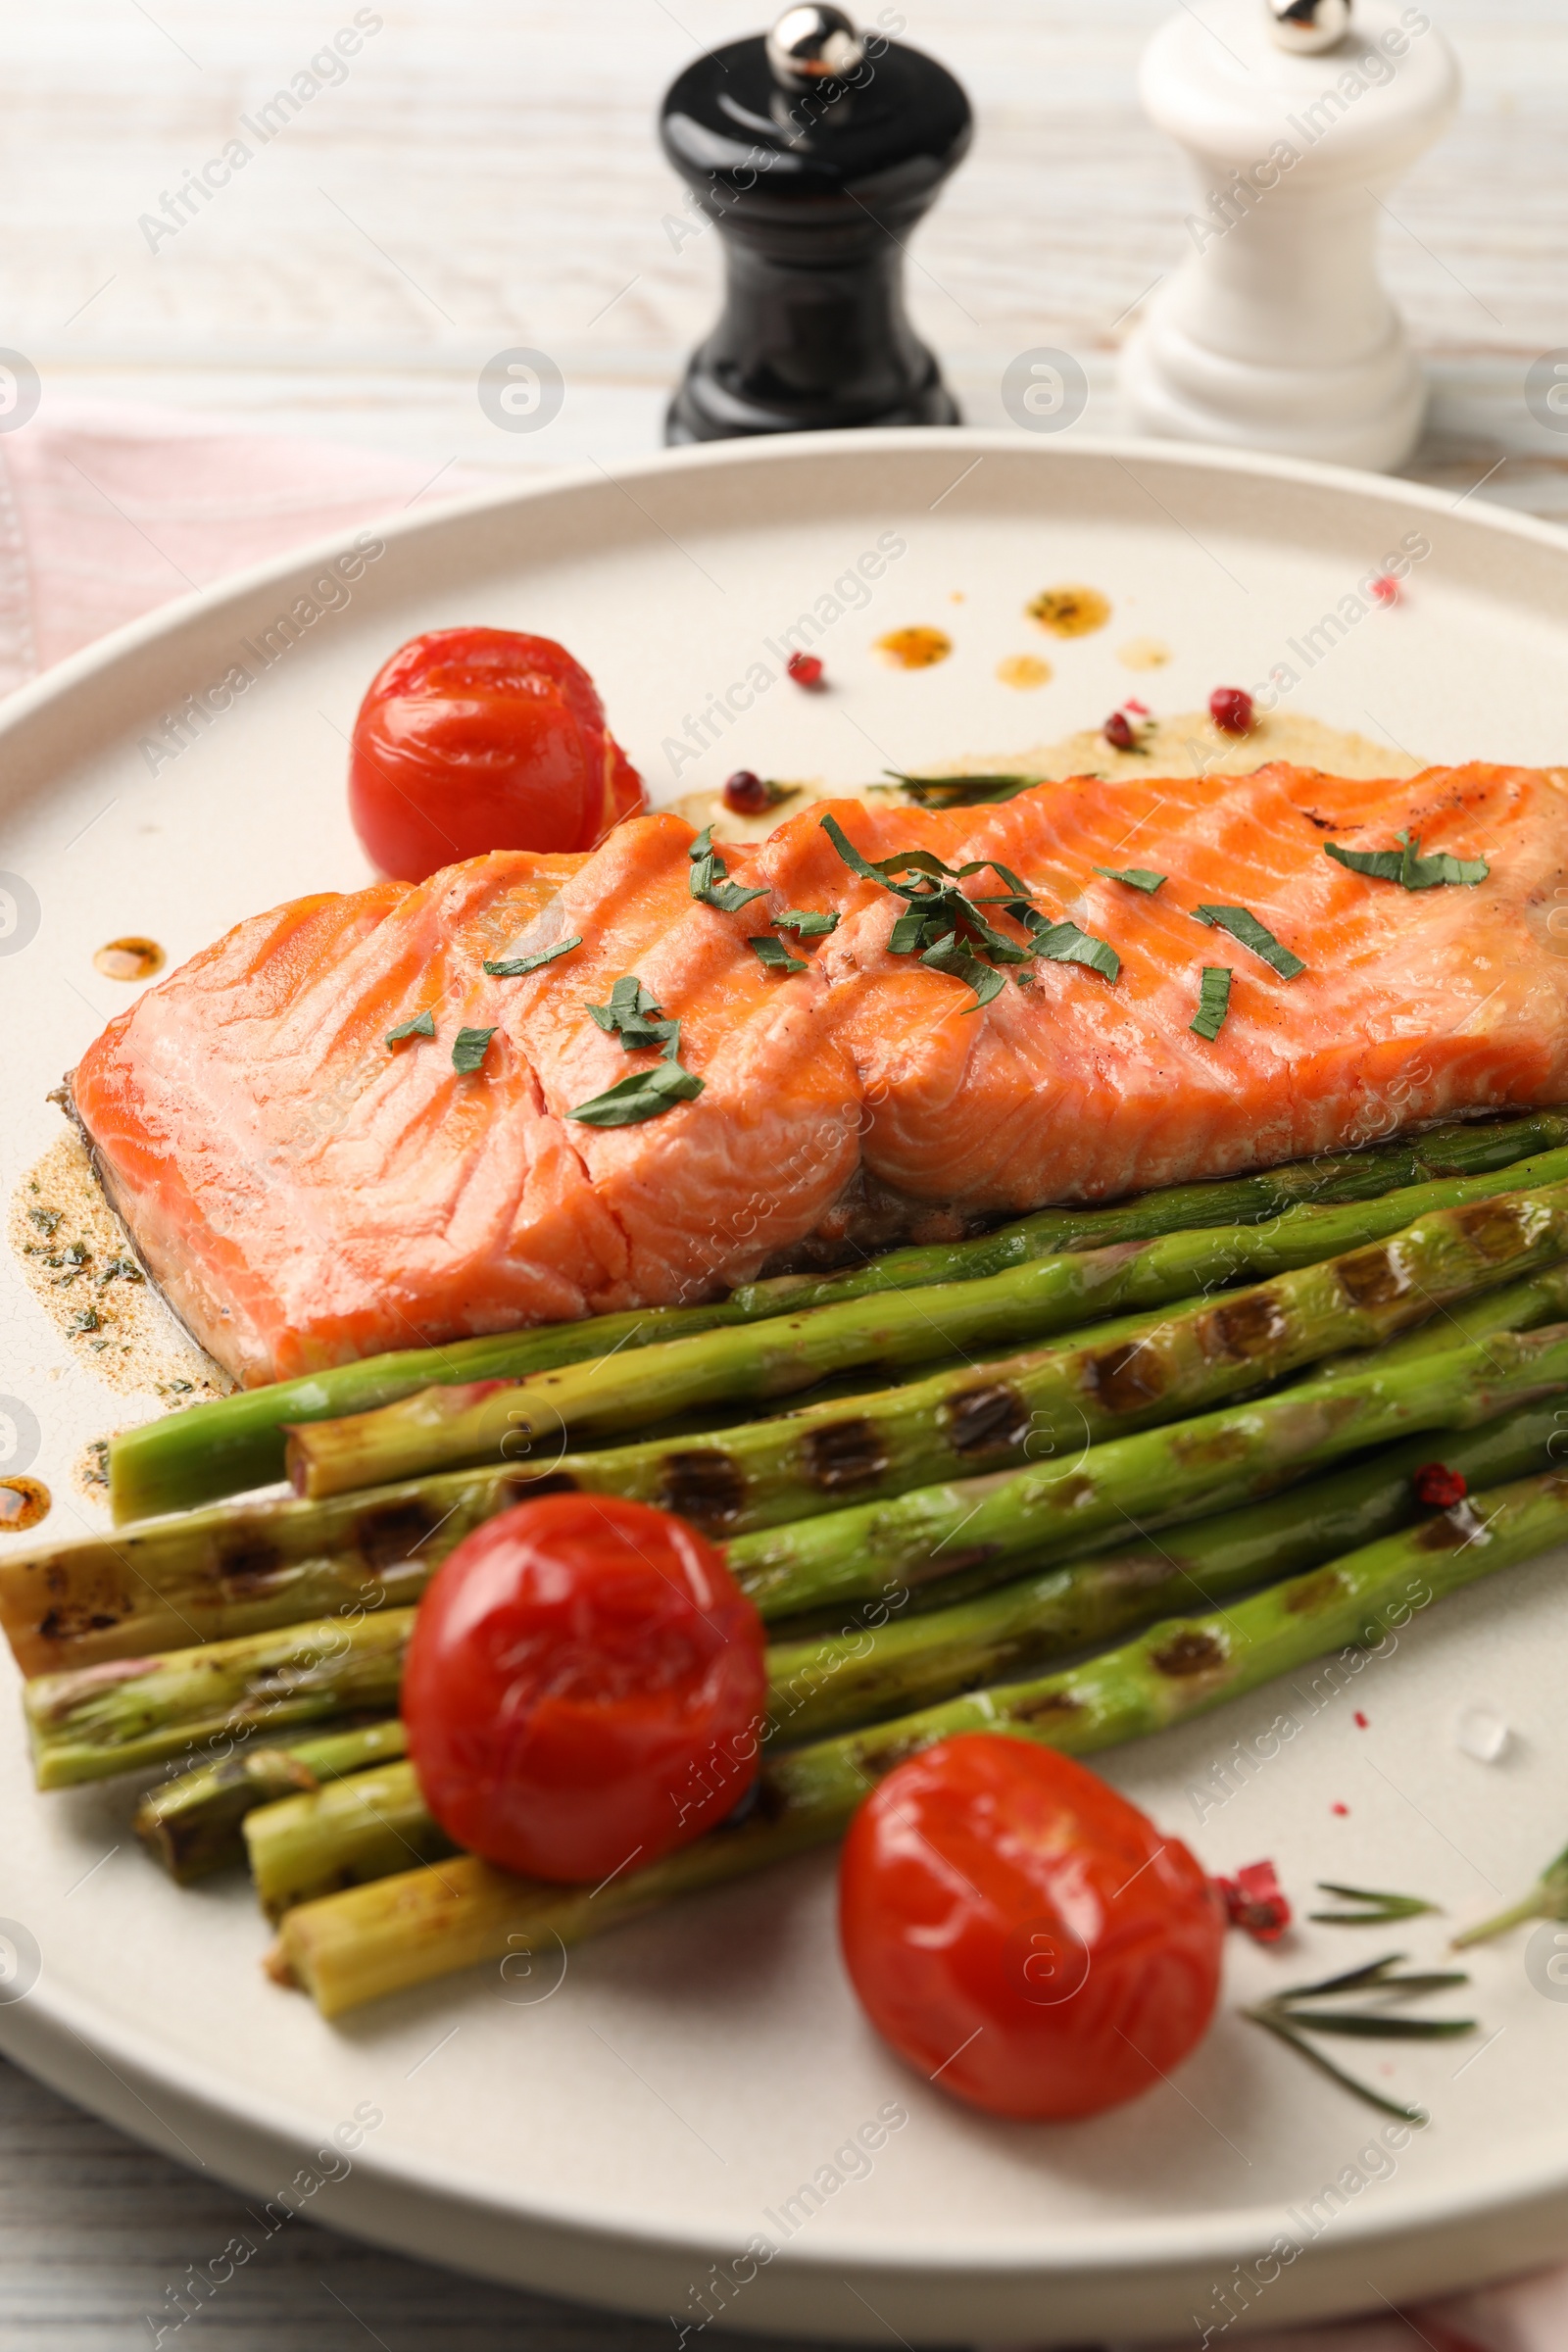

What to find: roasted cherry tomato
left=348, top=627, right=646, bottom=881
left=839, top=1736, right=1225, bottom=2121
left=401, top=1494, right=765, bottom=1885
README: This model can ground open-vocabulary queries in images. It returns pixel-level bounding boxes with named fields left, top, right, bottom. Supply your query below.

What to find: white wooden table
left=1, top=1, right=1564, bottom=2343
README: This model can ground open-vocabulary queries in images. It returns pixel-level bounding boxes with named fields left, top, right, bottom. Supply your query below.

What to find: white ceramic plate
left=4, top=430, right=1568, bottom=2347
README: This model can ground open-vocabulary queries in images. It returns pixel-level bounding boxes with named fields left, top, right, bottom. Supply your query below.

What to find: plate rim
left=5, top=423, right=1568, bottom=2337
left=2, top=423, right=1566, bottom=774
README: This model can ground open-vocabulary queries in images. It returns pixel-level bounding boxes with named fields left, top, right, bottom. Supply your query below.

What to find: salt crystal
left=1456, top=1703, right=1510, bottom=1763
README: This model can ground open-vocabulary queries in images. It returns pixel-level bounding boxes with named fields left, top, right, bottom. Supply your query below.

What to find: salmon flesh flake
left=71, top=767, right=1568, bottom=1384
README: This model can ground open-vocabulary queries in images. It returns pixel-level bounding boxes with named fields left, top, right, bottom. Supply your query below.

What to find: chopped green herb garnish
left=385, top=1010, right=435, bottom=1046
left=819, top=812, right=886, bottom=887
left=956, top=857, right=1034, bottom=898
left=586, top=976, right=680, bottom=1059
left=1193, top=904, right=1305, bottom=980
left=452, top=1026, right=496, bottom=1074
left=484, top=935, right=582, bottom=978
left=1325, top=832, right=1489, bottom=890
left=1030, top=918, right=1120, bottom=985
left=26, top=1207, right=60, bottom=1237
left=888, top=905, right=936, bottom=955
left=575, top=972, right=702, bottom=1112
left=1191, top=965, right=1232, bottom=1040
left=819, top=813, right=1062, bottom=1007
left=69, top=1307, right=101, bottom=1335
left=749, top=935, right=808, bottom=975
left=689, top=824, right=768, bottom=914
left=774, top=908, right=839, bottom=938
left=567, top=1060, right=705, bottom=1128
left=874, top=848, right=956, bottom=884
left=1094, top=865, right=1165, bottom=894
left=883, top=769, right=1039, bottom=808
left=919, top=934, right=1006, bottom=1010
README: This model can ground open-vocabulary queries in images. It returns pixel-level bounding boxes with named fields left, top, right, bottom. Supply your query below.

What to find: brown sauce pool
left=94, top=937, right=165, bottom=982
left=0, top=1477, right=50, bottom=1531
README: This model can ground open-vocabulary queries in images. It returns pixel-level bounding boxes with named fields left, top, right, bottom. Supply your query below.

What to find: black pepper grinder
left=660, top=4, right=971, bottom=443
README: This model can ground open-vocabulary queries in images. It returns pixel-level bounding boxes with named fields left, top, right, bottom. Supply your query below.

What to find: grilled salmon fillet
left=72, top=762, right=1568, bottom=1385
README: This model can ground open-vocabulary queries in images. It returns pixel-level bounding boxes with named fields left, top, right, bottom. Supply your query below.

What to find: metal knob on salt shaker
left=1120, top=0, right=1460, bottom=471
left=660, top=6, right=971, bottom=444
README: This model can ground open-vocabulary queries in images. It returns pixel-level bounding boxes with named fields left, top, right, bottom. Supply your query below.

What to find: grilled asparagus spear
left=22, top=1180, right=1568, bottom=1673
left=133, top=1720, right=409, bottom=1883
left=242, top=1400, right=1563, bottom=1920
left=286, top=1159, right=1568, bottom=1495
left=728, top=1325, right=1568, bottom=1620
left=110, top=1110, right=1568, bottom=1519
left=270, top=1466, right=1568, bottom=2016
left=31, top=1327, right=1568, bottom=1789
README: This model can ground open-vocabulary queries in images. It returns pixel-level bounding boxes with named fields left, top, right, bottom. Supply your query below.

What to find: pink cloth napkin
left=1, top=401, right=1563, bottom=2352
left=0, top=397, right=487, bottom=688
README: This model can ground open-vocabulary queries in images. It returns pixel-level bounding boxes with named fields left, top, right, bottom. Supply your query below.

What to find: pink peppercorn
left=1208, top=685, right=1254, bottom=736
left=722, top=769, right=770, bottom=814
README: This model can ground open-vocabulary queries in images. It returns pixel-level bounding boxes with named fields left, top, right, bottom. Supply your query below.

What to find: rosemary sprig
left=1452, top=1841, right=1568, bottom=1948
left=1309, top=1881, right=1442, bottom=1928
left=1243, top=1953, right=1476, bottom=2125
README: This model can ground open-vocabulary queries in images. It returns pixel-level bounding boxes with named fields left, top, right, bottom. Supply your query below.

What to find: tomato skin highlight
left=348, top=627, right=647, bottom=881
left=401, top=1495, right=765, bottom=1885
left=839, top=1736, right=1225, bottom=2121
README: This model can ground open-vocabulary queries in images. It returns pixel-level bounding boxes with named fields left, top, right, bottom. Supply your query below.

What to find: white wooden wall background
left=1, top=1, right=1565, bottom=2344
left=3, top=0, right=1566, bottom=509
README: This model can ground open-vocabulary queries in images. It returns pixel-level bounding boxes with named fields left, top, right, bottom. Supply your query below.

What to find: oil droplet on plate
left=875, top=626, right=952, bottom=670
left=1027, top=585, right=1110, bottom=638
left=1117, top=636, right=1171, bottom=671
left=0, top=1477, right=50, bottom=1532
left=94, top=937, right=165, bottom=982
left=997, top=654, right=1053, bottom=691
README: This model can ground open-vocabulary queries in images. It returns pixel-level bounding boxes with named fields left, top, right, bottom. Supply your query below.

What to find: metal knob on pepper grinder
left=660, top=5, right=972, bottom=444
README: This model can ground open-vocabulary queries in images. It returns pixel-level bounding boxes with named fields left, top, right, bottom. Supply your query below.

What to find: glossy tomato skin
left=348, top=627, right=646, bottom=881
left=839, top=1736, right=1225, bottom=2122
left=402, top=1494, right=765, bottom=1885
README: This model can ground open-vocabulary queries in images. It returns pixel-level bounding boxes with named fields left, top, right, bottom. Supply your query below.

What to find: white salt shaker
left=1120, top=0, right=1460, bottom=470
